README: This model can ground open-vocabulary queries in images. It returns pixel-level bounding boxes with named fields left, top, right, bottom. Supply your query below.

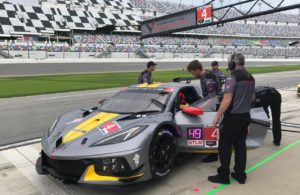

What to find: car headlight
left=48, top=119, right=58, bottom=136
left=92, top=125, right=148, bottom=146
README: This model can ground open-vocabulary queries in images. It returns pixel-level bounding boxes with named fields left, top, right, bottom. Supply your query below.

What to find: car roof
left=128, top=82, right=195, bottom=90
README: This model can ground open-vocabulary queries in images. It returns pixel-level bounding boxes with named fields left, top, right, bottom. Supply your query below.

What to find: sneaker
left=208, top=175, right=230, bottom=184
left=202, top=154, right=218, bottom=163
left=231, top=172, right=246, bottom=184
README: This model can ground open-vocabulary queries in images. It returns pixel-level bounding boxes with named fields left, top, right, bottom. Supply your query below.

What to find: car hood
left=44, top=109, right=154, bottom=156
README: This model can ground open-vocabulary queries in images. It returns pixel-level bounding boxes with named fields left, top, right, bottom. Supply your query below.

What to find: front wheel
left=149, top=128, right=176, bottom=179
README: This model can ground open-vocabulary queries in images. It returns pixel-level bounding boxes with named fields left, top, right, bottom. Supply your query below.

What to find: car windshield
left=98, top=89, right=171, bottom=114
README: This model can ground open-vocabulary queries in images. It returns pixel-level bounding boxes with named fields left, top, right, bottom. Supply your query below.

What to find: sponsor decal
left=65, top=118, right=83, bottom=125
left=98, top=121, right=121, bottom=135
left=133, top=154, right=140, bottom=167
left=205, top=140, right=218, bottom=148
left=187, top=127, right=203, bottom=146
left=197, top=5, right=213, bottom=24
left=187, top=140, right=203, bottom=146
left=187, top=127, right=203, bottom=140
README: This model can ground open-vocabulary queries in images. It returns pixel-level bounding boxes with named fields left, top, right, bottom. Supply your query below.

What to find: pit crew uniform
left=215, top=66, right=255, bottom=183
left=212, top=69, right=225, bottom=78
left=138, top=70, right=152, bottom=84
left=254, top=86, right=282, bottom=146
left=200, top=71, right=222, bottom=97
left=200, top=71, right=222, bottom=163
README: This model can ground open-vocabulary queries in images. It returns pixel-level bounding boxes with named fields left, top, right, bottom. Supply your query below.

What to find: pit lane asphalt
left=0, top=70, right=299, bottom=146
left=0, top=88, right=299, bottom=195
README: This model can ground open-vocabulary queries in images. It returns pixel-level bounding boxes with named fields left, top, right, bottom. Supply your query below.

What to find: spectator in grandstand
left=138, top=61, right=157, bottom=84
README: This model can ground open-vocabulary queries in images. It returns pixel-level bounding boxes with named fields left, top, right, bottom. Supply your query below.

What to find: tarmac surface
left=1, top=59, right=300, bottom=77
left=0, top=86, right=299, bottom=195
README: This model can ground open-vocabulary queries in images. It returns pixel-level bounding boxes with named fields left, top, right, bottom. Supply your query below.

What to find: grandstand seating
left=0, top=0, right=299, bottom=58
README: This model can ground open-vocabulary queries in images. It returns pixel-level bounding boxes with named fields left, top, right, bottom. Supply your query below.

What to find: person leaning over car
left=208, top=53, right=255, bottom=185
left=138, top=61, right=157, bottom=84
left=253, top=86, right=282, bottom=146
left=187, top=60, right=222, bottom=97
left=187, top=60, right=222, bottom=163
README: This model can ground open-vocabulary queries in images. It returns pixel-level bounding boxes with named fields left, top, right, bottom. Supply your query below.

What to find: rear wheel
left=149, top=128, right=176, bottom=179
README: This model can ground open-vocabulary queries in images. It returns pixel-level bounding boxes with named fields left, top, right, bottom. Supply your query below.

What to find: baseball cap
left=211, top=61, right=218, bottom=66
left=147, top=61, right=157, bottom=67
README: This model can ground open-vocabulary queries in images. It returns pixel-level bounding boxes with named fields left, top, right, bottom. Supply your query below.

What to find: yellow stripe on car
left=137, top=82, right=162, bottom=88
left=83, top=165, right=144, bottom=181
left=62, top=112, right=119, bottom=144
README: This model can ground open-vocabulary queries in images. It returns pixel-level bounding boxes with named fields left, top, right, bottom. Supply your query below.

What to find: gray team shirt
left=212, top=69, right=225, bottom=77
left=138, top=70, right=152, bottom=84
left=200, top=71, right=222, bottom=97
left=224, top=67, right=255, bottom=114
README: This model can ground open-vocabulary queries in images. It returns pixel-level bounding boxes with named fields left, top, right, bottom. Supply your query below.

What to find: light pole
left=258, top=2, right=262, bottom=12
left=219, top=0, right=224, bottom=7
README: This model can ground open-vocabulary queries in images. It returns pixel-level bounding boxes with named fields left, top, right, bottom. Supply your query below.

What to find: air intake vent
left=56, top=137, right=63, bottom=148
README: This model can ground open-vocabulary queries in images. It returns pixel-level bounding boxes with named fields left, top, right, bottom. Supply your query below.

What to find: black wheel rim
left=150, top=135, right=175, bottom=173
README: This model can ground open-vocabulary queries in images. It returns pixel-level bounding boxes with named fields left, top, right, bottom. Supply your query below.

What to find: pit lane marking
left=206, top=139, right=300, bottom=195
left=1, top=145, right=68, bottom=195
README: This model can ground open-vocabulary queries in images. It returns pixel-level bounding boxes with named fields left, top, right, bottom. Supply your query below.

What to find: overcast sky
left=4, top=0, right=299, bottom=14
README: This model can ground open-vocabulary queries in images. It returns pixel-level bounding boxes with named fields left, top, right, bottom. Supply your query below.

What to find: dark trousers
left=217, top=113, right=250, bottom=179
left=263, top=91, right=281, bottom=143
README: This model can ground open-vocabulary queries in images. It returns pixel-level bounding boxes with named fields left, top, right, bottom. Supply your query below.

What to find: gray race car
left=36, top=81, right=269, bottom=186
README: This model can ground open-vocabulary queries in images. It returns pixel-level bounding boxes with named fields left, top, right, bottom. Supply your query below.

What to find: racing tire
left=149, top=128, right=177, bottom=179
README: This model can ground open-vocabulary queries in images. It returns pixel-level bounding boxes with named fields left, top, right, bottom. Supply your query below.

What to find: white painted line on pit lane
left=1, top=145, right=68, bottom=195
left=0, top=138, right=41, bottom=151
left=35, top=90, right=118, bottom=101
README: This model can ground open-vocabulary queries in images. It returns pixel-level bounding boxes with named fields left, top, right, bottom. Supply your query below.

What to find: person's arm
left=212, top=93, right=233, bottom=127
left=215, top=76, right=222, bottom=95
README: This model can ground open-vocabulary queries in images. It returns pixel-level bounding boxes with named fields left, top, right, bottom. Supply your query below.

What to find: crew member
left=187, top=60, right=222, bottom=97
left=211, top=61, right=225, bottom=78
left=254, top=86, right=282, bottom=146
left=138, top=61, right=157, bottom=84
left=208, top=53, right=255, bottom=185
left=187, top=60, right=222, bottom=163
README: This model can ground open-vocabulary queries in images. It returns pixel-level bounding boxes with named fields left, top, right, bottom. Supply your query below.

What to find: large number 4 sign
left=204, top=127, right=219, bottom=140
left=197, top=5, right=213, bottom=25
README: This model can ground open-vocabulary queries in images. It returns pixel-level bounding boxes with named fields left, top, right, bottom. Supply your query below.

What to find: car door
left=173, top=86, right=220, bottom=152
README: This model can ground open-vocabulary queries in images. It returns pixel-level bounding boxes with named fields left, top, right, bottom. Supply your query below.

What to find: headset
left=227, top=53, right=236, bottom=71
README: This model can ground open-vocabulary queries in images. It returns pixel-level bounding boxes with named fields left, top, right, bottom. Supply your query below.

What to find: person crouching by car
left=187, top=60, right=222, bottom=163
left=253, top=86, right=282, bottom=146
left=138, top=61, right=157, bottom=84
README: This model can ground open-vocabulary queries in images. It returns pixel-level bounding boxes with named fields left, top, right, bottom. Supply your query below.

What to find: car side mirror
left=182, top=106, right=204, bottom=116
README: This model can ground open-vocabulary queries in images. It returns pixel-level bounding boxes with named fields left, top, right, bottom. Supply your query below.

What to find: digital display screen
left=187, top=128, right=203, bottom=140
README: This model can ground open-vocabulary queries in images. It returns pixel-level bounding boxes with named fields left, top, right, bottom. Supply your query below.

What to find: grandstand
left=0, top=0, right=299, bottom=59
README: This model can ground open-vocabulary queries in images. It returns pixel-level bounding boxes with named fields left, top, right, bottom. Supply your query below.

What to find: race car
left=36, top=81, right=270, bottom=186
left=298, top=83, right=300, bottom=96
